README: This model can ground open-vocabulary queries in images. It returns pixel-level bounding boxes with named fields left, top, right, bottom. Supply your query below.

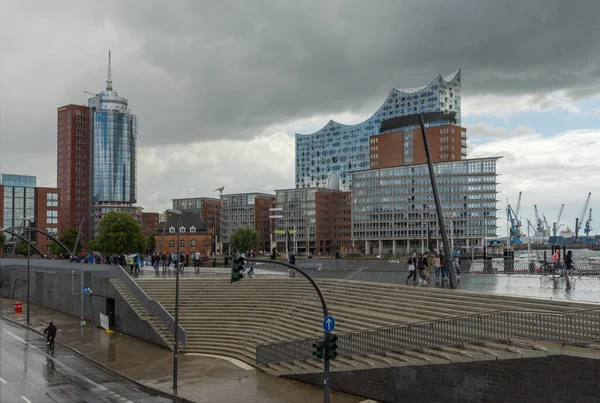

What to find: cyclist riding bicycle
left=44, top=322, right=57, bottom=346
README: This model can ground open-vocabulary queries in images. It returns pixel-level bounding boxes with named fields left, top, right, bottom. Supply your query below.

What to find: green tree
left=89, top=212, right=145, bottom=255
left=0, top=233, right=5, bottom=250
left=15, top=238, right=33, bottom=256
left=146, top=232, right=156, bottom=252
left=49, top=228, right=81, bottom=256
left=230, top=227, right=259, bottom=253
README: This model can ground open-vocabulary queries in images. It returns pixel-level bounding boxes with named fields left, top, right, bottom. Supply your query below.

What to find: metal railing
left=115, top=265, right=187, bottom=347
left=240, top=267, right=367, bottom=361
left=468, top=258, right=600, bottom=276
left=256, top=305, right=600, bottom=365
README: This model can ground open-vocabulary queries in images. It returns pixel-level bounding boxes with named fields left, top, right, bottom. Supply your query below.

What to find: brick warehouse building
left=155, top=211, right=213, bottom=260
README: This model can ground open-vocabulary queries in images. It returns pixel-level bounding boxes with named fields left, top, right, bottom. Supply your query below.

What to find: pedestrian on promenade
left=552, top=249, right=559, bottom=271
left=248, top=249, right=256, bottom=277
left=193, top=251, right=201, bottom=273
left=161, top=252, right=168, bottom=272
left=433, top=252, right=441, bottom=283
left=406, top=251, right=418, bottom=285
left=417, top=253, right=428, bottom=285
left=565, top=250, right=573, bottom=278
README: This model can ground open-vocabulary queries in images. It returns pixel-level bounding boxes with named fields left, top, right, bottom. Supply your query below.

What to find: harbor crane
left=575, top=192, right=591, bottom=240
left=213, top=186, right=225, bottom=195
left=525, top=218, right=538, bottom=242
left=534, top=205, right=544, bottom=235
left=507, top=204, right=523, bottom=245
left=584, top=208, right=593, bottom=236
left=515, top=192, right=522, bottom=219
left=542, top=214, right=550, bottom=235
left=552, top=204, right=565, bottom=237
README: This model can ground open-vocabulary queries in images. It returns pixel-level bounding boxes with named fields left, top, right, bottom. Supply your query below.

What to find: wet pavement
left=0, top=299, right=363, bottom=403
left=0, top=318, right=170, bottom=403
left=127, top=264, right=600, bottom=303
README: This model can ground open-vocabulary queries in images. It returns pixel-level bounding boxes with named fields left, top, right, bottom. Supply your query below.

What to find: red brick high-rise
left=57, top=105, right=91, bottom=249
left=34, top=187, right=61, bottom=256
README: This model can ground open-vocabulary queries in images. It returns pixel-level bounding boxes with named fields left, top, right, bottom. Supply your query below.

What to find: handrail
left=239, top=267, right=367, bottom=357
left=256, top=304, right=600, bottom=365
left=114, top=265, right=187, bottom=347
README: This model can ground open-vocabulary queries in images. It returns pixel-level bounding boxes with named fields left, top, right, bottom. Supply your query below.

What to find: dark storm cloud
left=2, top=0, right=600, bottom=154
left=97, top=0, right=600, bottom=145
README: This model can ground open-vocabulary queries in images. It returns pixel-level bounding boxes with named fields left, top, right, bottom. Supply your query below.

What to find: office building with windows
left=220, top=192, right=275, bottom=251
left=275, top=173, right=354, bottom=255
left=351, top=157, right=499, bottom=255
left=1, top=174, right=60, bottom=256
left=57, top=104, right=92, bottom=247
left=88, top=52, right=137, bottom=234
left=296, top=71, right=463, bottom=190
left=57, top=52, right=138, bottom=247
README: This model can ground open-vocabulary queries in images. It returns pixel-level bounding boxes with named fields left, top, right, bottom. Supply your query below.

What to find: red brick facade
left=254, top=196, right=275, bottom=250
left=141, top=212, right=159, bottom=237
left=34, top=187, right=61, bottom=256
left=57, top=104, right=91, bottom=249
left=370, top=124, right=467, bottom=169
left=315, top=191, right=354, bottom=255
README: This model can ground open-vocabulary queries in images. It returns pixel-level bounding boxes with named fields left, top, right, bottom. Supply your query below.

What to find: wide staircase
left=134, top=274, right=600, bottom=375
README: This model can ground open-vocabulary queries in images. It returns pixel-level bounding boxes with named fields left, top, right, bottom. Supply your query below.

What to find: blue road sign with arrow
left=322, top=315, right=336, bottom=333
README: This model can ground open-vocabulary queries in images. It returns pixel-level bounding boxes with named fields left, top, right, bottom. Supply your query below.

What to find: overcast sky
left=1, top=0, right=599, bottom=237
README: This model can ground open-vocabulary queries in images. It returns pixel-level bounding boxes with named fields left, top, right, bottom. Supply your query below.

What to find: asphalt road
left=0, top=318, right=171, bottom=403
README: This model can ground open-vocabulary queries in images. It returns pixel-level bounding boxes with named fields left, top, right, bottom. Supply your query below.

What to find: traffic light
left=312, top=340, right=324, bottom=359
left=231, top=254, right=245, bottom=283
left=328, top=334, right=338, bottom=358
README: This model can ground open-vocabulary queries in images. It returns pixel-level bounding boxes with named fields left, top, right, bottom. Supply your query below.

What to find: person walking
left=406, top=252, right=418, bottom=285
left=247, top=249, right=256, bottom=277
left=193, top=251, right=201, bottom=273
left=433, top=252, right=441, bottom=283
left=565, top=250, right=573, bottom=278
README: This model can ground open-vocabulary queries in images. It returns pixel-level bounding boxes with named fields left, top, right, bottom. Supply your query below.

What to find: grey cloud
left=2, top=0, right=600, bottom=164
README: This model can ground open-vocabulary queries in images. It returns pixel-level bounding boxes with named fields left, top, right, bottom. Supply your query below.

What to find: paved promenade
left=0, top=298, right=363, bottom=403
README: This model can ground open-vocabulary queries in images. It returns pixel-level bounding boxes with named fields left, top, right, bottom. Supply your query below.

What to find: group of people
left=151, top=251, right=205, bottom=273
left=406, top=250, right=460, bottom=286
left=551, top=249, right=575, bottom=276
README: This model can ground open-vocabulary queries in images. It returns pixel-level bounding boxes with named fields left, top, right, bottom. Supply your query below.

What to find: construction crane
left=534, top=205, right=544, bottom=235
left=506, top=204, right=522, bottom=245
left=552, top=204, right=565, bottom=237
left=213, top=186, right=225, bottom=195
left=575, top=192, right=591, bottom=240
left=584, top=208, right=593, bottom=236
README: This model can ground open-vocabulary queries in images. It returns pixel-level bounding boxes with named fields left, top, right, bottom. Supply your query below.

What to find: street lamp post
left=23, top=217, right=34, bottom=326
left=167, top=209, right=183, bottom=396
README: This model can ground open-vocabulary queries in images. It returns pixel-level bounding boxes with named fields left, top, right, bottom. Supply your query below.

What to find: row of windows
left=168, top=226, right=198, bottom=233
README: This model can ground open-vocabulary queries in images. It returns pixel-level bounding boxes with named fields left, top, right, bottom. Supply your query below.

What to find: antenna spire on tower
left=106, top=50, right=113, bottom=91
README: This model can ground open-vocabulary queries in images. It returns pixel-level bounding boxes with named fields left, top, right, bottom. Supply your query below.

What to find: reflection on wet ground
left=131, top=264, right=600, bottom=304
left=0, top=299, right=362, bottom=403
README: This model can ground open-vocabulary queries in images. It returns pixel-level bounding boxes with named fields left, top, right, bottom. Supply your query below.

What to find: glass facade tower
left=1, top=174, right=36, bottom=242
left=295, top=71, right=461, bottom=191
left=88, top=55, right=137, bottom=206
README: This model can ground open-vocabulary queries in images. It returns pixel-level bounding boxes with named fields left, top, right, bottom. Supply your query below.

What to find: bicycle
left=46, top=338, right=55, bottom=356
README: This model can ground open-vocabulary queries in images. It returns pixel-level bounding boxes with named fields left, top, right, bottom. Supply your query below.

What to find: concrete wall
left=287, top=355, right=600, bottom=403
left=0, top=267, right=168, bottom=349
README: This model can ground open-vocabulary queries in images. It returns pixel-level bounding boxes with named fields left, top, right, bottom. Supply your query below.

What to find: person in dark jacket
left=44, top=322, right=57, bottom=344
left=565, top=250, right=573, bottom=277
